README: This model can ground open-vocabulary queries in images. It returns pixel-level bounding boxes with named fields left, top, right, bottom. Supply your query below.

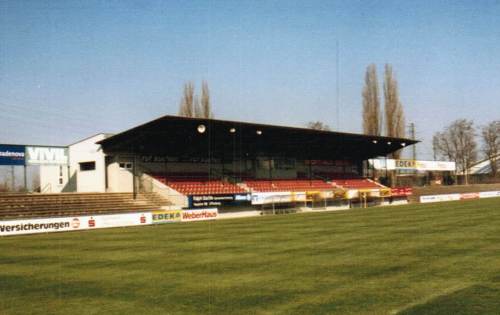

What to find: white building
left=40, top=133, right=128, bottom=193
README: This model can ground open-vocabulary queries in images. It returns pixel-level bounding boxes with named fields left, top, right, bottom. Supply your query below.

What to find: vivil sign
left=0, top=145, right=25, bottom=166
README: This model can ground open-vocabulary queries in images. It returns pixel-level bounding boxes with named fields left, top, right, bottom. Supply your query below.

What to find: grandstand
left=97, top=115, right=416, bottom=210
left=0, top=115, right=417, bottom=218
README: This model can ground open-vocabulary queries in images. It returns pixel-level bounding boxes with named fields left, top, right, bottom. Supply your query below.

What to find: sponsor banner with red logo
left=0, top=212, right=152, bottom=237
left=83, top=212, right=152, bottom=229
left=181, top=208, right=218, bottom=222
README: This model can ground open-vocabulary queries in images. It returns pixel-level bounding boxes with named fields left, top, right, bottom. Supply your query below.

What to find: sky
left=1, top=0, right=499, bottom=160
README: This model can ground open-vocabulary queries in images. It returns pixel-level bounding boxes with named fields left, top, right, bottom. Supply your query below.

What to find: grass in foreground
left=1, top=198, right=500, bottom=315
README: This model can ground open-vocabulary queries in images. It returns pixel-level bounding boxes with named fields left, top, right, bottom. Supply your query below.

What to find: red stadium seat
left=151, top=174, right=247, bottom=196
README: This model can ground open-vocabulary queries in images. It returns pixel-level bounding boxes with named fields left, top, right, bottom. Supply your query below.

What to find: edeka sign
left=0, top=212, right=152, bottom=237
left=25, top=146, right=68, bottom=165
left=0, top=144, right=25, bottom=166
left=188, top=194, right=251, bottom=208
left=182, top=209, right=218, bottom=222
left=152, top=210, right=182, bottom=224
left=395, top=159, right=416, bottom=169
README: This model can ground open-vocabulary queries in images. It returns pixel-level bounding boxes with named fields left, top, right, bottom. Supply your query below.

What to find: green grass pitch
left=1, top=198, right=500, bottom=314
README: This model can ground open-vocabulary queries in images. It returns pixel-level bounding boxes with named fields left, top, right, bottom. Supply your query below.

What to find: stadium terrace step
left=0, top=192, right=172, bottom=220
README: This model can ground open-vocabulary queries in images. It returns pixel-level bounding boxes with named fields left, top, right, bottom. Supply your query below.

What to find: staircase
left=0, top=192, right=172, bottom=220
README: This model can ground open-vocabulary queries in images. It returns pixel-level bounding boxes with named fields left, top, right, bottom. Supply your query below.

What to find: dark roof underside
left=98, top=115, right=418, bottom=160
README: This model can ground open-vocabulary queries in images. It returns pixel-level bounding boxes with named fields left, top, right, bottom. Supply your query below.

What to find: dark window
left=79, top=161, right=96, bottom=171
left=119, top=162, right=133, bottom=170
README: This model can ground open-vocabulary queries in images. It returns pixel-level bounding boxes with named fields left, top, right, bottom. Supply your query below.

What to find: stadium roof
left=98, top=115, right=418, bottom=160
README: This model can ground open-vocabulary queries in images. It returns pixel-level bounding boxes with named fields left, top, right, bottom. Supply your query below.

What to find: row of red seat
left=152, top=174, right=390, bottom=196
left=153, top=175, right=246, bottom=195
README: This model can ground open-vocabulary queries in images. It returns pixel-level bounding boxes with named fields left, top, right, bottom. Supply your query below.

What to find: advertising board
left=188, top=194, right=251, bottom=208
left=0, top=212, right=152, bottom=237
left=370, top=159, right=456, bottom=172
left=0, top=144, right=25, bottom=166
left=152, top=210, right=182, bottom=223
left=395, top=159, right=416, bottom=169
left=415, top=160, right=456, bottom=171
left=420, top=193, right=461, bottom=203
left=420, top=191, right=500, bottom=204
left=478, top=191, right=500, bottom=198
left=391, top=187, right=412, bottom=197
left=251, top=191, right=307, bottom=205
left=25, top=146, right=68, bottom=165
left=460, top=192, right=480, bottom=200
left=89, top=212, right=151, bottom=229
left=181, top=208, right=218, bottom=222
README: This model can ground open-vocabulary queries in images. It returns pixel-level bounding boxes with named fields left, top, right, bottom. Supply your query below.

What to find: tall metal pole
left=23, top=165, right=27, bottom=191
left=133, top=155, right=137, bottom=200
left=410, top=123, right=416, bottom=161
left=11, top=166, right=15, bottom=191
left=336, top=40, right=340, bottom=130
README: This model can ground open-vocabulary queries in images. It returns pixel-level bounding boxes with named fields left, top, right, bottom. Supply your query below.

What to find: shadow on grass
left=398, top=284, right=500, bottom=315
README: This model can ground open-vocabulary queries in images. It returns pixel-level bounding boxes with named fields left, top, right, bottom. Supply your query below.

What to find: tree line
left=433, top=119, right=500, bottom=181
left=175, top=73, right=498, bottom=182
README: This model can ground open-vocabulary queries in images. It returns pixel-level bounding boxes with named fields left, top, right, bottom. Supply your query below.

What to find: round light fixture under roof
left=256, top=130, right=263, bottom=135
left=401, top=142, right=406, bottom=147
left=229, top=128, right=236, bottom=133
left=197, top=124, right=206, bottom=134
left=387, top=141, right=392, bottom=145
left=372, top=140, right=378, bottom=144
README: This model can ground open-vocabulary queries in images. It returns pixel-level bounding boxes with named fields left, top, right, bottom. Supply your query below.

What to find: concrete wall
left=107, top=156, right=134, bottom=192
left=39, top=165, right=70, bottom=193
left=69, top=134, right=108, bottom=193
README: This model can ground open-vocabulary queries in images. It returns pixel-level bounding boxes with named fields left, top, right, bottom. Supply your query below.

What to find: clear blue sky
left=1, top=0, right=499, bottom=159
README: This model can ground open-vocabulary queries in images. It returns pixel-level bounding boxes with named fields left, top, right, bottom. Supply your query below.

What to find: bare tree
left=178, top=82, right=195, bottom=117
left=193, top=95, right=202, bottom=118
left=433, top=132, right=454, bottom=161
left=481, top=120, right=500, bottom=176
left=306, top=121, right=331, bottom=131
left=433, top=119, right=478, bottom=184
left=362, top=64, right=381, bottom=136
left=201, top=81, right=212, bottom=118
left=383, top=64, right=405, bottom=158
left=178, top=81, right=213, bottom=118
